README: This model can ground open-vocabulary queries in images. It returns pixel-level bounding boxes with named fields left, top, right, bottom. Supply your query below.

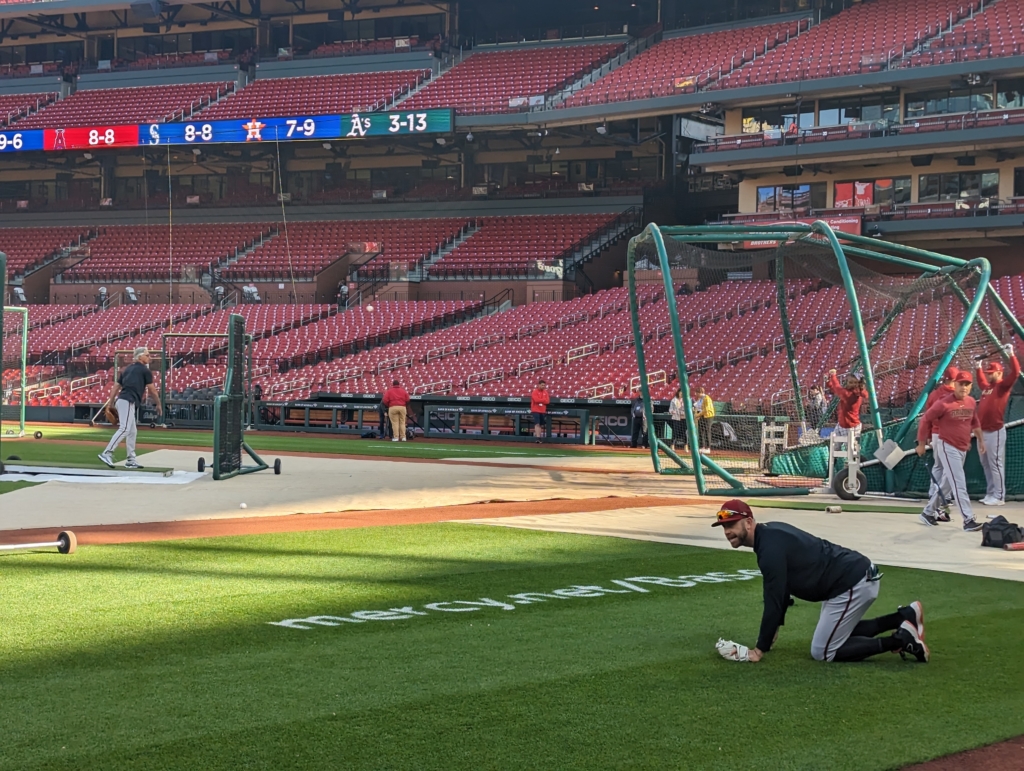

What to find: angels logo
left=53, top=128, right=66, bottom=151
left=243, top=118, right=266, bottom=141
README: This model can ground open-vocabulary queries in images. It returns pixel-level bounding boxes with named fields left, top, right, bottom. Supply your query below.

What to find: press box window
left=918, top=171, right=999, bottom=202
left=755, top=183, right=826, bottom=213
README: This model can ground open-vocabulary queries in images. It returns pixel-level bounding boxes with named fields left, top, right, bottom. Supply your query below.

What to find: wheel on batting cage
left=197, top=457, right=206, bottom=473
left=833, top=467, right=867, bottom=500
left=34, top=431, right=43, bottom=439
left=274, top=458, right=282, bottom=475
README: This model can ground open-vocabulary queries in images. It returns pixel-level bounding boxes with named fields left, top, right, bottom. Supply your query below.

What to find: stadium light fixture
left=596, top=125, right=608, bottom=135
left=83, top=152, right=93, bottom=160
left=192, top=148, right=202, bottom=156
left=436, top=137, right=447, bottom=146
left=322, top=142, right=332, bottom=150
left=465, top=132, right=474, bottom=142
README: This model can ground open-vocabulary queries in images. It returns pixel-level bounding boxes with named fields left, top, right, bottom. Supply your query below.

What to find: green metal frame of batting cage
left=211, top=313, right=268, bottom=481
left=2, top=252, right=29, bottom=437
left=626, top=220, right=1023, bottom=497
left=2, top=305, right=28, bottom=438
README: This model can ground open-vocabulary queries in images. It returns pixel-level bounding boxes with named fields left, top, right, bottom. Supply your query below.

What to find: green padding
left=772, top=420, right=1024, bottom=497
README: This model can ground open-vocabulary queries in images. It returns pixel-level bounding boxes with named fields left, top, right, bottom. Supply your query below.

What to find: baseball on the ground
left=239, top=503, right=247, bottom=509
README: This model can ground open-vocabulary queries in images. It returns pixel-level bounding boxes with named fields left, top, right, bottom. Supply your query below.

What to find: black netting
left=629, top=225, right=1017, bottom=491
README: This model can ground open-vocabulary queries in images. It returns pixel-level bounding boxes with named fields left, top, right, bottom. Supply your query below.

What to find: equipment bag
left=981, top=515, right=1024, bottom=548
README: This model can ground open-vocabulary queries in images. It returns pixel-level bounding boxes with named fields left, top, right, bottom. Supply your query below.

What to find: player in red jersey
left=917, top=371, right=985, bottom=531
left=975, top=345, right=1020, bottom=508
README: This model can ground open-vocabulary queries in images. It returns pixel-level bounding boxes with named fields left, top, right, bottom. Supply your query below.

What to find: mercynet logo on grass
left=268, top=569, right=762, bottom=630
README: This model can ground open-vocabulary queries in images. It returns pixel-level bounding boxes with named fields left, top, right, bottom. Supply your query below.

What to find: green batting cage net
left=2, top=251, right=29, bottom=438
left=213, top=313, right=268, bottom=481
left=627, top=221, right=1024, bottom=498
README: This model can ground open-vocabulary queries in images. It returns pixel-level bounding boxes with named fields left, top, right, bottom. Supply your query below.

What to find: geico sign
left=596, top=415, right=629, bottom=427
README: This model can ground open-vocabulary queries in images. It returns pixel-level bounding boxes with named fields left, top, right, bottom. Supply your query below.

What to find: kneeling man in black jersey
left=714, top=500, right=929, bottom=663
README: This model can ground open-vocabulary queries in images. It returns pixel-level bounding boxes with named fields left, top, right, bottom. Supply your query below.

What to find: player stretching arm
left=976, top=345, right=1019, bottom=508
left=712, top=500, right=928, bottom=664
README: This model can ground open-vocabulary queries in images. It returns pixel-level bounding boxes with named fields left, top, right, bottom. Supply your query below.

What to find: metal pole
left=774, top=252, right=805, bottom=425
left=810, top=220, right=884, bottom=448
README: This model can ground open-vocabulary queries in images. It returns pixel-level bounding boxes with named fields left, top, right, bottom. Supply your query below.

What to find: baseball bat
left=1003, top=542, right=1024, bottom=551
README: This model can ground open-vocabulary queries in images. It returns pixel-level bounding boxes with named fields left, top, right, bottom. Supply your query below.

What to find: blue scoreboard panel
left=0, top=108, right=454, bottom=154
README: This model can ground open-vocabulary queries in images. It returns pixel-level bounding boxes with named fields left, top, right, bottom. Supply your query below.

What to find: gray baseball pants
left=924, top=438, right=975, bottom=523
left=981, top=428, right=1006, bottom=502
left=103, top=398, right=138, bottom=460
left=810, top=575, right=880, bottom=662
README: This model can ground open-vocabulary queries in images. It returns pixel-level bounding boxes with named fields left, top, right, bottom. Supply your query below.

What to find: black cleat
left=963, top=519, right=983, bottom=532
left=895, top=621, right=930, bottom=663
left=919, top=512, right=939, bottom=527
left=899, top=601, right=925, bottom=640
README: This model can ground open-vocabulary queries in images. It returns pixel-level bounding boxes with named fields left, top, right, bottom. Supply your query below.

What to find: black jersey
left=753, top=521, right=870, bottom=652
left=117, top=362, right=153, bottom=405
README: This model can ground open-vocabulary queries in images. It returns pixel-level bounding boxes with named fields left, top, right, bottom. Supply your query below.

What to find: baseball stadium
left=2, top=0, right=1023, bottom=767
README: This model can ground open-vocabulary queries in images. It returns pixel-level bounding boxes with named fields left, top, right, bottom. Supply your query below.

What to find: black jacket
left=753, top=521, right=870, bottom=652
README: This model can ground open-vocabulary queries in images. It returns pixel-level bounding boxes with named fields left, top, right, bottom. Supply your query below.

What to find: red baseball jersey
left=917, top=394, right=980, bottom=452
left=827, top=373, right=865, bottom=429
left=976, top=356, right=1020, bottom=432
left=925, top=382, right=955, bottom=412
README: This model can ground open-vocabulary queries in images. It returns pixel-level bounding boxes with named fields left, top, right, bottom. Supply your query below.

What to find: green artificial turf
left=1, top=424, right=619, bottom=463
left=0, top=481, right=38, bottom=495
left=1, top=524, right=1021, bottom=770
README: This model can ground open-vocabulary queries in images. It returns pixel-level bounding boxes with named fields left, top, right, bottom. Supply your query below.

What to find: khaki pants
left=388, top=406, right=407, bottom=439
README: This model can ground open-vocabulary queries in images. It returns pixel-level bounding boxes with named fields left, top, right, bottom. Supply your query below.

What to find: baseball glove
left=104, top=405, right=119, bottom=428
left=715, top=638, right=751, bottom=662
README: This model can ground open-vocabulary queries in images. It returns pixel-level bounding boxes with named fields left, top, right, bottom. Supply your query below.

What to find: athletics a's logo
left=243, top=118, right=266, bottom=141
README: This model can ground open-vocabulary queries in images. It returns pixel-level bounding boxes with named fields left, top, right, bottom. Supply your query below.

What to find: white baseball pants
left=810, top=575, right=880, bottom=662
left=103, top=398, right=138, bottom=460
left=923, top=438, right=974, bottom=523
left=980, top=428, right=1006, bottom=502
left=926, top=433, right=951, bottom=506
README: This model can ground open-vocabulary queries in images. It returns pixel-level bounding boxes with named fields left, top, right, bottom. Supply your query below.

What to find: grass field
left=0, top=423, right=620, bottom=465
left=2, top=524, right=1022, bottom=770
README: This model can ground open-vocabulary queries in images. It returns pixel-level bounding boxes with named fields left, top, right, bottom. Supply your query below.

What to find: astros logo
left=243, top=118, right=266, bottom=141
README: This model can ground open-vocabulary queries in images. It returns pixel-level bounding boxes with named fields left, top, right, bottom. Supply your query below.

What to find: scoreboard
left=0, top=108, right=453, bottom=154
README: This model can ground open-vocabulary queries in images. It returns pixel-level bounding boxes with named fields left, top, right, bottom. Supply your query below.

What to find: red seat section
left=60, top=223, right=274, bottom=282
left=0, top=92, right=57, bottom=127
left=905, top=0, right=1024, bottom=66
left=224, top=218, right=470, bottom=281
left=427, top=214, right=619, bottom=277
left=197, top=71, right=428, bottom=120
left=563, top=22, right=802, bottom=107
left=14, top=83, right=233, bottom=129
left=90, top=305, right=333, bottom=363
left=717, top=0, right=979, bottom=88
left=9, top=304, right=208, bottom=360
left=1, top=226, right=95, bottom=279
left=400, top=44, right=623, bottom=115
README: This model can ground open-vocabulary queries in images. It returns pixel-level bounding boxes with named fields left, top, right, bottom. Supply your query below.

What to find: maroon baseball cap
left=955, top=371, right=973, bottom=384
left=985, top=360, right=1004, bottom=373
left=711, top=499, right=754, bottom=527
left=943, top=366, right=959, bottom=381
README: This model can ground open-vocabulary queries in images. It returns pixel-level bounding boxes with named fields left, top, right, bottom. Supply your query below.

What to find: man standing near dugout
left=712, top=500, right=929, bottom=664
left=922, top=365, right=960, bottom=521
left=917, top=370, right=985, bottom=531
left=99, top=347, right=162, bottom=469
left=975, top=344, right=1019, bottom=508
